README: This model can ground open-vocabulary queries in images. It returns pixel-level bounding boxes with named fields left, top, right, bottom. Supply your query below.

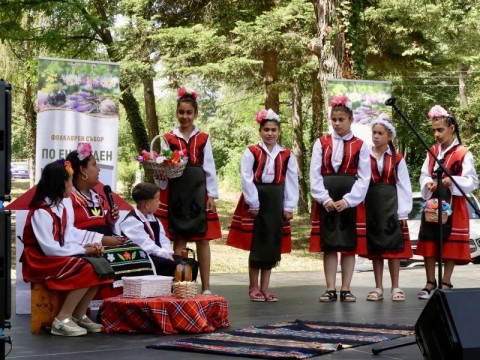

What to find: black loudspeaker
left=416, top=289, right=480, bottom=360
left=0, top=79, right=12, bottom=199
left=0, top=210, right=11, bottom=324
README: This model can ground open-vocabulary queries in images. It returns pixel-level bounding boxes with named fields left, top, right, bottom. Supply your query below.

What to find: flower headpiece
left=177, top=86, right=198, bottom=101
left=77, top=142, right=93, bottom=161
left=330, top=95, right=353, bottom=111
left=371, top=118, right=397, bottom=139
left=428, top=105, right=449, bottom=121
left=58, top=159, right=74, bottom=179
left=255, top=108, right=281, bottom=124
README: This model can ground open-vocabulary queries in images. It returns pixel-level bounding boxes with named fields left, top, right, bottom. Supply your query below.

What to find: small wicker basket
left=424, top=209, right=449, bottom=224
left=122, top=275, right=173, bottom=298
left=141, top=135, right=187, bottom=179
left=172, top=281, right=197, bottom=299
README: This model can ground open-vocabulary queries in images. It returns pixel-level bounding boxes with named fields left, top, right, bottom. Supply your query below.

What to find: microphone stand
left=372, top=97, right=480, bottom=356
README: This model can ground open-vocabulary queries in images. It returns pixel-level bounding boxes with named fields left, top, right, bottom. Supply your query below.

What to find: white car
left=405, top=192, right=480, bottom=265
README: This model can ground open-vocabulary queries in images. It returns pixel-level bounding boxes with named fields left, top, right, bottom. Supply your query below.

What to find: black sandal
left=340, top=290, right=356, bottom=302
left=442, top=281, right=453, bottom=289
left=418, top=280, right=437, bottom=299
left=319, top=290, right=337, bottom=302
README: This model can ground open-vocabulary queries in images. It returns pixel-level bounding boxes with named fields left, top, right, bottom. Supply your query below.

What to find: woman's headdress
left=371, top=118, right=397, bottom=139
left=255, top=108, right=280, bottom=124
left=58, top=159, right=74, bottom=179
left=428, top=105, right=449, bottom=121
left=177, top=86, right=198, bottom=101
left=330, top=95, right=353, bottom=111
left=77, top=142, right=93, bottom=161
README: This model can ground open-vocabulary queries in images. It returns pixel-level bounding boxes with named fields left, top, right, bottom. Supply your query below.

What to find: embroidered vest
left=248, top=145, right=291, bottom=185
left=23, top=202, right=67, bottom=248
left=163, top=131, right=209, bottom=165
left=427, top=144, right=468, bottom=178
left=370, top=153, right=403, bottom=184
left=320, top=134, right=364, bottom=175
left=70, top=188, right=108, bottom=230
left=123, top=210, right=161, bottom=246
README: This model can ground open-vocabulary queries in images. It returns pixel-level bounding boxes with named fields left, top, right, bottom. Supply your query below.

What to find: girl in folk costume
left=417, top=105, right=478, bottom=299
left=155, top=86, right=221, bottom=295
left=309, top=95, right=371, bottom=302
left=364, top=118, right=413, bottom=302
left=227, top=109, right=299, bottom=302
left=21, top=161, right=114, bottom=336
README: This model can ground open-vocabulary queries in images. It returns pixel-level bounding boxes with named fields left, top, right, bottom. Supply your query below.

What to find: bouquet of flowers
left=421, top=198, right=452, bottom=224
left=135, top=135, right=187, bottom=179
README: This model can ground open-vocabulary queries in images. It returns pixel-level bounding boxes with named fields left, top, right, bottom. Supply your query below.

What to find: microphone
left=385, top=98, right=397, bottom=106
left=104, top=185, right=115, bottom=210
left=384, top=97, right=397, bottom=107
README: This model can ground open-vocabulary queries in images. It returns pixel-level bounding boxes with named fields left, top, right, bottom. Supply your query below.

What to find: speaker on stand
left=416, top=289, right=480, bottom=360
left=0, top=79, right=13, bottom=360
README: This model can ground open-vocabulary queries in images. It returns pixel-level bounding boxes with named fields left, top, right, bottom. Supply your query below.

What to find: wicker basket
left=122, top=275, right=173, bottom=298
left=172, top=281, right=197, bottom=299
left=141, top=135, right=187, bottom=179
left=424, top=209, right=449, bottom=224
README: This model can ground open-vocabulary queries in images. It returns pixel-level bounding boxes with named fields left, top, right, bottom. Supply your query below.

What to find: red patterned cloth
left=99, top=295, right=230, bottom=334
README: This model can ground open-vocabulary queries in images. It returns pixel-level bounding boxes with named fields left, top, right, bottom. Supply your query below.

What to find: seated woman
left=66, top=143, right=154, bottom=295
left=22, top=160, right=114, bottom=336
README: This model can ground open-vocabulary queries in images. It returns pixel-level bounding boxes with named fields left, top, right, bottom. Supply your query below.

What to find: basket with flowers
left=136, top=135, right=187, bottom=179
left=421, top=198, right=452, bottom=224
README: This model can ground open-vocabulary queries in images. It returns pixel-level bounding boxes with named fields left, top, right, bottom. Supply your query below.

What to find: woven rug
left=147, top=320, right=414, bottom=359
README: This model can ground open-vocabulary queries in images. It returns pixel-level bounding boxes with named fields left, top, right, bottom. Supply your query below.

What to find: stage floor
left=6, top=264, right=480, bottom=360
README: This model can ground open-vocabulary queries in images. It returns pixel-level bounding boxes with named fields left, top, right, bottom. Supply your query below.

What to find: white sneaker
left=51, top=318, right=87, bottom=337
left=72, top=315, right=103, bottom=333
left=202, top=290, right=212, bottom=295
left=418, top=289, right=435, bottom=300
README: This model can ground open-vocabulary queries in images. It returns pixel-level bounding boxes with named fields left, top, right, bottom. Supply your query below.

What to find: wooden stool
left=30, top=283, right=65, bottom=334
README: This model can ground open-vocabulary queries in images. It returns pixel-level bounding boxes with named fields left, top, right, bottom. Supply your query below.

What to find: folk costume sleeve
left=64, top=197, right=104, bottom=246
left=343, top=142, right=371, bottom=208
left=203, top=138, right=219, bottom=199
left=32, top=207, right=87, bottom=256
left=420, top=155, right=433, bottom=200
left=396, top=157, right=413, bottom=220
left=241, top=148, right=259, bottom=210
left=310, top=139, right=332, bottom=206
left=120, top=209, right=172, bottom=259
left=450, top=151, right=478, bottom=196
left=284, top=152, right=299, bottom=212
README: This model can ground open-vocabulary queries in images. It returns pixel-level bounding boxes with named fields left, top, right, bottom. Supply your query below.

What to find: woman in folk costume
left=21, top=160, right=113, bottom=336
left=66, top=143, right=154, bottom=295
left=309, top=95, right=371, bottom=302
left=364, top=118, right=413, bottom=302
left=227, top=109, right=299, bottom=302
left=155, top=86, right=221, bottom=295
left=417, top=105, right=478, bottom=299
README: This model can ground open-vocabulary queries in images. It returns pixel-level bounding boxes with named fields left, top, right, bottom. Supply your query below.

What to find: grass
left=8, top=181, right=323, bottom=273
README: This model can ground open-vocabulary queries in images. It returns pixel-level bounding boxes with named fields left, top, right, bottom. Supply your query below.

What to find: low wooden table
left=99, top=294, right=230, bottom=334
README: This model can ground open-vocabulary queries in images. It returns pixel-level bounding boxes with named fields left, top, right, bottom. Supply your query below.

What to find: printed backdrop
left=36, top=57, right=120, bottom=189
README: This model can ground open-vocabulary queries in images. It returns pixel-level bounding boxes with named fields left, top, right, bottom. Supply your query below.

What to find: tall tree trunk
left=311, top=71, right=323, bottom=140
left=143, top=76, right=159, bottom=143
left=23, top=75, right=36, bottom=187
left=292, top=82, right=309, bottom=214
left=119, top=86, right=150, bottom=153
left=459, top=64, right=473, bottom=140
left=312, top=0, right=346, bottom=111
left=263, top=49, right=279, bottom=113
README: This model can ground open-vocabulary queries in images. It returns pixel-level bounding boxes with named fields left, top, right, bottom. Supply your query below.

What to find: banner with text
left=327, top=79, right=392, bottom=146
left=37, top=57, right=120, bottom=190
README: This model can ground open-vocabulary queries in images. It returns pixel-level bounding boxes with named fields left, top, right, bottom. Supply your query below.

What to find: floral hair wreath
left=77, top=142, right=93, bottom=161
left=330, top=95, right=353, bottom=112
left=58, top=159, right=74, bottom=179
left=255, top=108, right=281, bottom=124
left=177, top=86, right=198, bottom=101
left=428, top=105, right=449, bottom=121
left=371, top=118, right=397, bottom=139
